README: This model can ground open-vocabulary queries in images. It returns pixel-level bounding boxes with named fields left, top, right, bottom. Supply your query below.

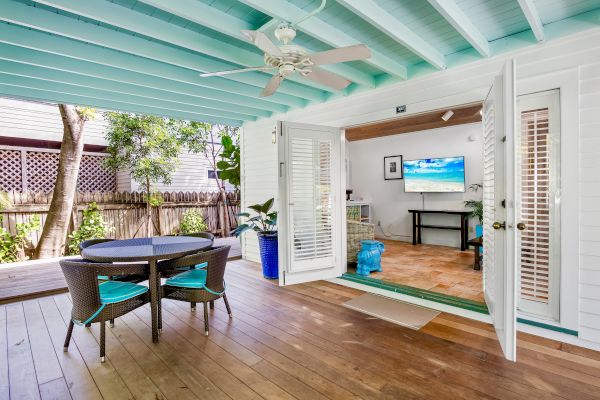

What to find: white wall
left=240, top=28, right=600, bottom=346
left=348, top=123, right=483, bottom=247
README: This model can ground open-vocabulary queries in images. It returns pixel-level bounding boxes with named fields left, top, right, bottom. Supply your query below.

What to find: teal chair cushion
left=99, top=281, right=148, bottom=304
left=165, top=268, right=207, bottom=289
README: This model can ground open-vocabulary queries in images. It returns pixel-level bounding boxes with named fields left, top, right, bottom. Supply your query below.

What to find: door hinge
left=279, top=162, right=284, bottom=178
left=501, top=199, right=506, bottom=208
left=502, top=136, right=506, bottom=142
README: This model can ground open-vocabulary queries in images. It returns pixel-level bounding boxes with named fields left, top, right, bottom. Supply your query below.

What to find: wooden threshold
left=345, top=103, right=483, bottom=141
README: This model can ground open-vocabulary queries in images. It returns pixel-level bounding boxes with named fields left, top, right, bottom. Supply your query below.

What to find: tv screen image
left=403, top=156, right=465, bottom=193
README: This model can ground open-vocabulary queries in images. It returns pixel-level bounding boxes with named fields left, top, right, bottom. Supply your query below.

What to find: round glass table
left=82, top=236, right=213, bottom=343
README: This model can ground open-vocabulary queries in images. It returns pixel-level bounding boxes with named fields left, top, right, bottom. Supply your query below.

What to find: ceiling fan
left=199, top=24, right=371, bottom=97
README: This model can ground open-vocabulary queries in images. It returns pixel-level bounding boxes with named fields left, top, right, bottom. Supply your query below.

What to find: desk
left=408, top=210, right=471, bottom=251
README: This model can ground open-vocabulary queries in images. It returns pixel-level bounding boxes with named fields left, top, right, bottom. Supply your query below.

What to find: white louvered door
left=482, top=59, right=518, bottom=361
left=278, top=122, right=344, bottom=286
left=517, top=90, right=561, bottom=320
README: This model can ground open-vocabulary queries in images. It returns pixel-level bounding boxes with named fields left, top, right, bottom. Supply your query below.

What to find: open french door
left=277, top=121, right=345, bottom=286
left=482, top=59, right=519, bottom=361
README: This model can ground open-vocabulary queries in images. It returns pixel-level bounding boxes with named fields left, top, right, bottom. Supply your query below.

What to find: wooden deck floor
left=0, top=237, right=241, bottom=304
left=2, top=259, right=600, bottom=399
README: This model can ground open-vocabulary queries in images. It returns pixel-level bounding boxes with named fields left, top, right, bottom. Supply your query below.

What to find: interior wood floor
left=3, top=259, right=600, bottom=400
left=349, top=239, right=484, bottom=302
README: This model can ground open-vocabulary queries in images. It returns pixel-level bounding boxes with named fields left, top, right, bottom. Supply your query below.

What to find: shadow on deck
left=0, top=237, right=241, bottom=304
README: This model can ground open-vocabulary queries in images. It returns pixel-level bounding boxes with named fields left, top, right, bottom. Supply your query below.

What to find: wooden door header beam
left=345, top=103, right=483, bottom=141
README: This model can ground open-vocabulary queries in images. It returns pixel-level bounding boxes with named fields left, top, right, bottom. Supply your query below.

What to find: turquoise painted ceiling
left=0, top=0, right=598, bottom=126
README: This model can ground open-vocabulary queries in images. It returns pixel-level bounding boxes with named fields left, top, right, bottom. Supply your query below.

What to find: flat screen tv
left=403, top=156, right=465, bottom=193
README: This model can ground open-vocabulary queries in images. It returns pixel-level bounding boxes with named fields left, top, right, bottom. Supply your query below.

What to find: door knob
left=516, top=222, right=526, bottom=231
left=492, top=221, right=506, bottom=230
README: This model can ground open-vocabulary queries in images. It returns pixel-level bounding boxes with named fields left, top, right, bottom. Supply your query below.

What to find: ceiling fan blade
left=261, top=74, right=284, bottom=97
left=308, top=44, right=371, bottom=65
left=241, top=30, right=284, bottom=57
left=302, top=67, right=351, bottom=91
left=199, top=66, right=275, bottom=77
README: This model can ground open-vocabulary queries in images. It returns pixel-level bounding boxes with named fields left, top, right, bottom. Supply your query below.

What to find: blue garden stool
left=356, top=240, right=385, bottom=276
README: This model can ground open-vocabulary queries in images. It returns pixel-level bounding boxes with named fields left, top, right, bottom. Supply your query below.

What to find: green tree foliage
left=178, top=209, right=208, bottom=235
left=178, top=122, right=239, bottom=236
left=104, top=112, right=182, bottom=192
left=67, top=202, right=113, bottom=255
left=0, top=216, right=41, bottom=263
left=104, top=112, right=183, bottom=235
left=217, top=134, right=241, bottom=190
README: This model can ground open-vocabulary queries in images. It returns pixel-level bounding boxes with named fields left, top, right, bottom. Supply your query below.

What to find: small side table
left=467, top=237, right=483, bottom=271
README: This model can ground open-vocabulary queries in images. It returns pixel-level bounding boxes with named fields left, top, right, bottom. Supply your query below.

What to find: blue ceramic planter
left=257, top=232, right=278, bottom=279
left=357, top=240, right=385, bottom=276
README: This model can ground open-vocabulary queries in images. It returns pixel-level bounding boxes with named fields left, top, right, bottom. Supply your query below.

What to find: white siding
left=579, top=61, right=600, bottom=343
left=0, top=97, right=107, bottom=145
left=129, top=150, right=225, bottom=193
left=240, top=120, right=278, bottom=263
left=241, top=28, right=600, bottom=344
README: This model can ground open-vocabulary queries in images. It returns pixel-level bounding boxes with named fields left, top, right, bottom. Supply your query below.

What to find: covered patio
left=1, top=0, right=600, bottom=398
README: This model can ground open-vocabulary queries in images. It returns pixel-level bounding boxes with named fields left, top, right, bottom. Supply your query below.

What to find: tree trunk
left=146, top=175, right=153, bottom=237
left=35, top=104, right=86, bottom=258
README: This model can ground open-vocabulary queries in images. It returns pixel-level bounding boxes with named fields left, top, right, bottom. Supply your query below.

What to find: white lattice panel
left=78, top=155, right=116, bottom=192
left=0, top=149, right=22, bottom=191
left=26, top=151, right=59, bottom=193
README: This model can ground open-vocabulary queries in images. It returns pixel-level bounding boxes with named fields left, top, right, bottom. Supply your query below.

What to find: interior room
left=344, top=104, right=485, bottom=303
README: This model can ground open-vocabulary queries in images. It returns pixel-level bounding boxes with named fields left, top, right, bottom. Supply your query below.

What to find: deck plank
left=1, top=259, right=600, bottom=399
left=36, top=297, right=102, bottom=400
left=38, top=377, right=72, bottom=400
left=6, top=302, right=40, bottom=400
left=52, top=295, right=134, bottom=400
left=22, top=300, right=64, bottom=385
left=0, top=305, right=9, bottom=400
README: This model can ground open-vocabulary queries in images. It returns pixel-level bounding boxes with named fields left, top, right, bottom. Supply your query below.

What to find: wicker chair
left=60, top=258, right=150, bottom=362
left=158, top=246, right=231, bottom=336
left=159, top=232, right=215, bottom=278
left=347, top=220, right=375, bottom=264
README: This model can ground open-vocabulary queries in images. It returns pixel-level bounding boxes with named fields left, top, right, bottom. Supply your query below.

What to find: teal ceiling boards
left=0, top=0, right=598, bottom=125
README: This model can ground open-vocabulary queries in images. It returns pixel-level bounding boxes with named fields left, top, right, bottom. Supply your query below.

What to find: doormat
left=343, top=293, right=440, bottom=330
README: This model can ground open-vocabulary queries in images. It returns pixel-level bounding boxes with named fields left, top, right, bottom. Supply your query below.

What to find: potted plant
left=233, top=198, right=278, bottom=279
left=464, top=183, right=483, bottom=237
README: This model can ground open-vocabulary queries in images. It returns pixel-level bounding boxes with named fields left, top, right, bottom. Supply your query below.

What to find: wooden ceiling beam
left=345, top=104, right=482, bottom=141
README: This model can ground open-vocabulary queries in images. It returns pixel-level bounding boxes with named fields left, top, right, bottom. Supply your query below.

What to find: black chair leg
left=109, top=319, right=115, bottom=328
left=223, top=293, right=232, bottom=318
left=209, top=300, right=214, bottom=310
left=63, top=320, right=74, bottom=352
left=191, top=302, right=196, bottom=312
left=203, top=302, right=209, bottom=336
left=157, top=273, right=162, bottom=332
left=85, top=322, right=91, bottom=328
left=100, top=321, right=106, bottom=363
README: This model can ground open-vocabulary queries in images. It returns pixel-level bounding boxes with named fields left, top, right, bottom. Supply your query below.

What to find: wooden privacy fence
left=0, top=190, right=240, bottom=251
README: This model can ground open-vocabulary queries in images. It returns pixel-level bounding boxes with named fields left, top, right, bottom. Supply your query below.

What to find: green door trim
left=340, top=272, right=489, bottom=314
left=340, top=273, right=579, bottom=336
